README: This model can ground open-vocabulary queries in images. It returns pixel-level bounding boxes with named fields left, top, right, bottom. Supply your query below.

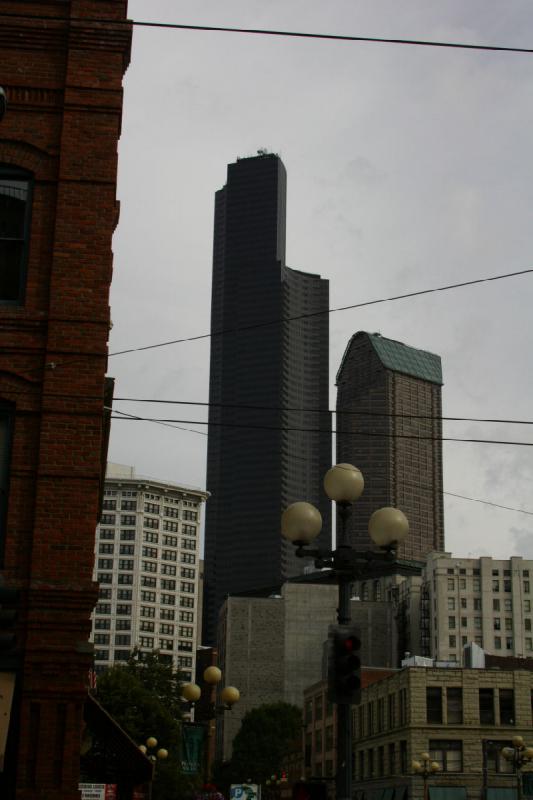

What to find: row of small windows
left=94, top=639, right=193, bottom=661
left=100, top=510, right=198, bottom=524
left=445, top=577, right=530, bottom=593
left=99, top=527, right=197, bottom=543
left=353, top=740, right=463, bottom=779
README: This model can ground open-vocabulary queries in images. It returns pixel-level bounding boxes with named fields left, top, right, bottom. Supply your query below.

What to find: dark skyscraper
left=336, top=331, right=444, bottom=561
left=203, top=153, right=331, bottom=644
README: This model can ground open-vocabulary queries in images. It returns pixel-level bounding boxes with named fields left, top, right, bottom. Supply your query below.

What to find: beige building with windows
left=352, top=554, right=533, bottom=665
left=305, top=665, right=533, bottom=800
left=90, top=463, right=208, bottom=679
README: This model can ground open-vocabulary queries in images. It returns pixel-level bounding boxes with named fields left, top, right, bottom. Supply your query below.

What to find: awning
left=486, top=790, right=517, bottom=800
left=393, top=787, right=407, bottom=800
left=428, top=788, right=467, bottom=800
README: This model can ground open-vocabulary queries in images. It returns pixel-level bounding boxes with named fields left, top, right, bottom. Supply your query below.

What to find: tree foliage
left=225, top=702, right=302, bottom=785
left=95, top=650, right=197, bottom=800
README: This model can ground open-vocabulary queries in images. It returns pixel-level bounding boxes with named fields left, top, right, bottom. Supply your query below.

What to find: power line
left=108, top=267, right=533, bottom=357
left=1, top=11, right=532, bottom=55
left=112, top=396, right=533, bottom=427
left=5, top=387, right=533, bottom=428
left=111, top=407, right=207, bottom=436
left=109, top=410, right=533, bottom=447
left=444, top=491, right=533, bottom=517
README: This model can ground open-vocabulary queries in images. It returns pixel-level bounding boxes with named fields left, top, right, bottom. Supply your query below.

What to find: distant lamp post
left=412, top=752, right=440, bottom=800
left=282, top=463, right=412, bottom=800
left=181, top=667, right=240, bottom=780
left=139, top=737, right=168, bottom=800
left=501, top=736, right=533, bottom=800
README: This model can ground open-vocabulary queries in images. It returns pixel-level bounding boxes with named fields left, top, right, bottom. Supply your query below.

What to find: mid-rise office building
left=425, top=552, right=533, bottom=663
left=203, top=152, right=331, bottom=644
left=90, top=464, right=208, bottom=680
left=336, top=331, right=444, bottom=561
left=354, top=553, right=533, bottom=665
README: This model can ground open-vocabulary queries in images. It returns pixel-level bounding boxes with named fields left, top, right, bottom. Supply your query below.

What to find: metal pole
left=336, top=503, right=353, bottom=800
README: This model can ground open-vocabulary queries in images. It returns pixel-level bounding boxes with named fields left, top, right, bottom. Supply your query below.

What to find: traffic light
left=292, top=782, right=327, bottom=800
left=0, top=584, right=19, bottom=669
left=328, top=624, right=362, bottom=705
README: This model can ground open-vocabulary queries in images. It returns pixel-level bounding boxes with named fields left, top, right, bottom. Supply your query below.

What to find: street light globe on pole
left=281, top=502, right=322, bottom=545
left=146, top=737, right=158, bottom=749
left=221, top=686, right=240, bottom=706
left=182, top=683, right=201, bottom=702
left=368, top=507, right=409, bottom=548
left=324, top=463, right=364, bottom=503
left=204, top=666, right=222, bottom=685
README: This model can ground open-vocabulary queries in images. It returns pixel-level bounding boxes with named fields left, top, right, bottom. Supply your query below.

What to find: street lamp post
left=501, top=736, right=533, bottom=800
left=181, top=667, right=240, bottom=781
left=412, top=752, right=440, bottom=800
left=138, top=736, right=169, bottom=800
left=281, top=464, right=411, bottom=800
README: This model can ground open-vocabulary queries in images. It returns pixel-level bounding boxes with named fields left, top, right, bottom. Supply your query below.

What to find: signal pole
left=281, top=464, right=416, bottom=800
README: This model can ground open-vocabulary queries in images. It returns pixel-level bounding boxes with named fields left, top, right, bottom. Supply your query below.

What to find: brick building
left=0, top=2, right=131, bottom=798
left=336, top=332, right=444, bottom=561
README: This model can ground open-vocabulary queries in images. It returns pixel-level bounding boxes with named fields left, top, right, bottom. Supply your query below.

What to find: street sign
left=78, top=784, right=117, bottom=800
left=231, top=783, right=260, bottom=800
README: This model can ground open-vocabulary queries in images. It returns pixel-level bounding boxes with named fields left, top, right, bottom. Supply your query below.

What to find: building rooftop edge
left=105, top=462, right=209, bottom=498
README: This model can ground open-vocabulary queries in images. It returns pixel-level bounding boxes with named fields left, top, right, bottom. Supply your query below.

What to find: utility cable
left=108, top=267, right=533, bottom=357
left=112, top=396, right=533, bottom=427
left=1, top=11, right=532, bottom=55
left=443, top=491, right=533, bottom=517
left=5, top=388, right=533, bottom=428
left=108, top=410, right=533, bottom=448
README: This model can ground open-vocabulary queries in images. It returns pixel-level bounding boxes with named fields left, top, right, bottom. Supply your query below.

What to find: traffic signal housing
left=328, top=624, right=362, bottom=705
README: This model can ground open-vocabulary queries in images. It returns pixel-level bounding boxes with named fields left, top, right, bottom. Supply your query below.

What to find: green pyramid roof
left=368, top=333, right=442, bottom=385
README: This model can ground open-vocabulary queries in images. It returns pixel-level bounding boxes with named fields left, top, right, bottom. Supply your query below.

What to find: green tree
left=95, top=650, right=197, bottom=800
left=226, top=702, right=302, bottom=784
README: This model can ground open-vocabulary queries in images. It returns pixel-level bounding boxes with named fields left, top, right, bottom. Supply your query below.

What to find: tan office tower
left=336, top=332, right=444, bottom=560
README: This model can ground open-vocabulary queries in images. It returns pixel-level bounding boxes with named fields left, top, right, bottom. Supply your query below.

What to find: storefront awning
left=486, top=789, right=517, bottom=800
left=428, top=788, right=467, bottom=800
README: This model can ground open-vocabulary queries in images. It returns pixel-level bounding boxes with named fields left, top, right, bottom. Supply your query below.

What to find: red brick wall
left=0, top=2, right=131, bottom=797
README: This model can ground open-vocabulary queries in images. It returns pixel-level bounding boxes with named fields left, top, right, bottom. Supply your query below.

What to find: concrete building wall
left=217, top=579, right=397, bottom=759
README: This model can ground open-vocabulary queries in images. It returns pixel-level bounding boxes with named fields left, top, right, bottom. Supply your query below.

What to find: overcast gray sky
left=108, top=0, right=533, bottom=560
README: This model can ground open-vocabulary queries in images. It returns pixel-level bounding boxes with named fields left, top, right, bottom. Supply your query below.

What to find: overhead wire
left=112, top=396, right=533, bottom=427
left=109, top=410, right=533, bottom=448
left=108, top=267, right=533, bottom=357
left=1, top=11, right=532, bottom=54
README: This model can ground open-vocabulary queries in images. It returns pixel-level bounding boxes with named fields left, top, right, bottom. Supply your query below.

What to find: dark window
left=400, top=741, right=407, bottom=774
left=499, top=689, right=515, bottom=725
left=447, top=688, right=463, bottom=724
left=0, top=164, right=33, bottom=303
left=427, top=687, right=443, bottom=724
left=479, top=688, right=495, bottom=724
left=0, top=404, right=14, bottom=560
left=388, top=742, right=395, bottom=775
left=429, top=740, right=462, bottom=772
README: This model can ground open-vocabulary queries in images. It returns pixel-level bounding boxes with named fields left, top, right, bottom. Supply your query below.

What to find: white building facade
left=90, top=463, right=208, bottom=680
left=425, top=552, right=533, bottom=662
